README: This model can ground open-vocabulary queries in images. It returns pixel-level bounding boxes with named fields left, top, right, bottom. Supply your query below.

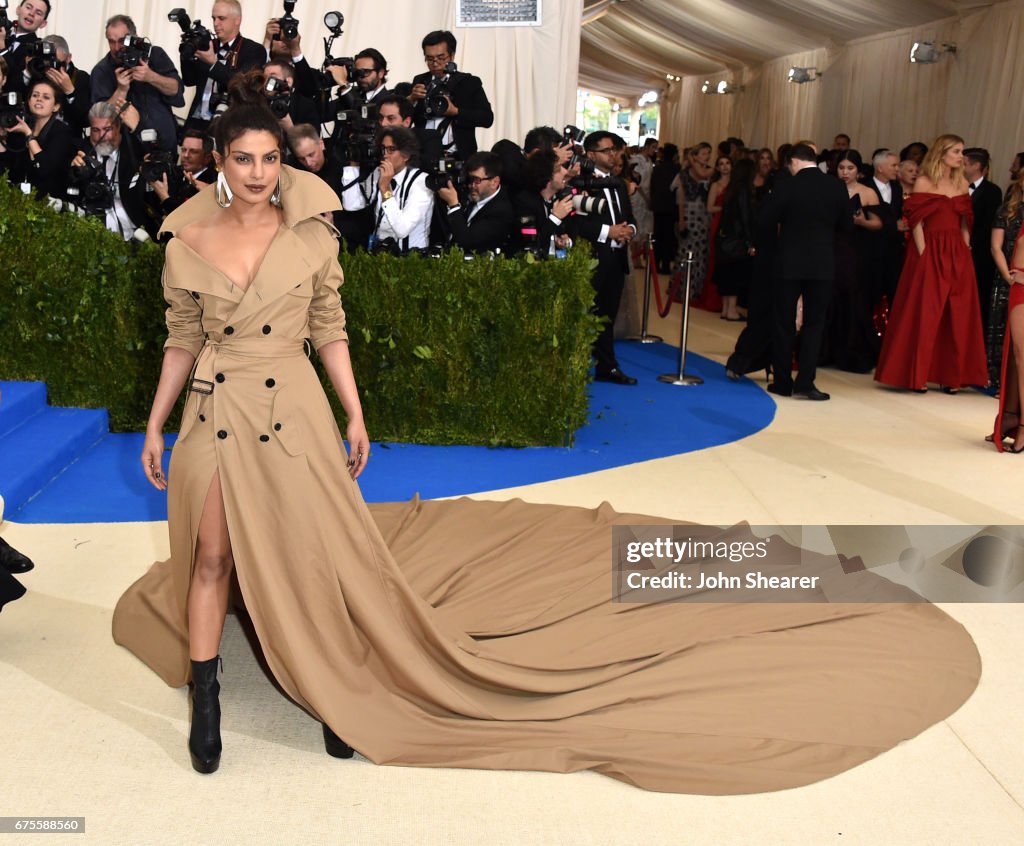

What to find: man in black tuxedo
left=964, top=147, right=1004, bottom=329
left=573, top=131, right=638, bottom=385
left=436, top=151, right=516, bottom=253
left=762, top=143, right=850, bottom=401
left=512, top=148, right=576, bottom=256
left=181, top=0, right=266, bottom=132
left=867, top=149, right=905, bottom=305
left=409, top=30, right=492, bottom=160
left=0, top=0, right=48, bottom=95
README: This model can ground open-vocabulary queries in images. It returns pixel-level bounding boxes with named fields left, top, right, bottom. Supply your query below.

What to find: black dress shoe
left=0, top=538, right=34, bottom=574
left=595, top=368, right=637, bottom=385
left=766, top=382, right=792, bottom=397
left=793, top=387, right=831, bottom=401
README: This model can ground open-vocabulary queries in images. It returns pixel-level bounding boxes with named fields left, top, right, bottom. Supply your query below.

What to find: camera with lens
left=264, top=76, right=293, bottom=119
left=273, top=0, right=300, bottom=41
left=554, top=185, right=606, bottom=216
left=116, top=35, right=153, bottom=69
left=68, top=153, right=115, bottom=215
left=0, top=91, right=27, bottom=151
left=423, top=62, right=457, bottom=119
left=333, top=102, right=380, bottom=169
left=370, top=237, right=402, bottom=257
left=0, top=0, right=13, bottom=41
left=562, top=124, right=586, bottom=169
left=168, top=8, right=213, bottom=62
left=0, top=90, right=25, bottom=130
left=138, top=129, right=182, bottom=187
left=424, top=157, right=463, bottom=193
left=26, top=41, right=64, bottom=78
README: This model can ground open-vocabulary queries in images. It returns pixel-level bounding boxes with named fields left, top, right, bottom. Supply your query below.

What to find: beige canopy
left=581, top=0, right=1023, bottom=177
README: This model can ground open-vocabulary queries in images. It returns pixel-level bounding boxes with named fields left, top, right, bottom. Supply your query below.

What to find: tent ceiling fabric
left=579, top=0, right=995, bottom=100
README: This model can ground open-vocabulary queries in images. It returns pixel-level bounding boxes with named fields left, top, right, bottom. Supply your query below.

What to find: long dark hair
left=722, top=157, right=755, bottom=205
left=211, top=70, right=285, bottom=154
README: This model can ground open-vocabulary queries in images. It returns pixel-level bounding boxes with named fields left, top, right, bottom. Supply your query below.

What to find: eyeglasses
left=591, top=146, right=616, bottom=154
left=379, top=145, right=399, bottom=154
left=464, top=175, right=495, bottom=186
left=424, top=53, right=450, bottom=66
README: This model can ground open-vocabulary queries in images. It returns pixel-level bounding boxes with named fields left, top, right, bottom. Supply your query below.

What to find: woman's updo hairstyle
left=211, top=69, right=285, bottom=155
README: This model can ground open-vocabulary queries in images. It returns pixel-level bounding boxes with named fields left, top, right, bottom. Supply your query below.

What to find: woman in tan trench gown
left=113, top=78, right=982, bottom=793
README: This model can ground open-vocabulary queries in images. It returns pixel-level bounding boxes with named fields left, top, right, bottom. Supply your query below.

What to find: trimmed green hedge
left=0, top=180, right=600, bottom=446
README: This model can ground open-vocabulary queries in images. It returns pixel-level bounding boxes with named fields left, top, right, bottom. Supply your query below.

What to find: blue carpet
left=3, top=343, right=775, bottom=523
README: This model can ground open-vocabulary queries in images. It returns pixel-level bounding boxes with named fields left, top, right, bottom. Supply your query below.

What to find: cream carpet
left=2, top=305, right=1022, bottom=845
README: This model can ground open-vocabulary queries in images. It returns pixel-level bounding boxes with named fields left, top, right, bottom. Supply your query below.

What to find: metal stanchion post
left=658, top=250, right=704, bottom=386
left=626, top=234, right=662, bottom=343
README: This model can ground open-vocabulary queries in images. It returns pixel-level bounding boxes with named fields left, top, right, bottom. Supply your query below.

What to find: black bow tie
left=969, top=183, right=976, bottom=192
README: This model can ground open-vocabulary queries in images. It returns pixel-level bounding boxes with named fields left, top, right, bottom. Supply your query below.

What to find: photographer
left=181, top=1, right=265, bottom=130
left=377, top=93, right=412, bottom=129
left=0, top=0, right=49, bottom=96
left=263, top=59, right=318, bottom=129
left=147, top=127, right=216, bottom=219
left=69, top=98, right=153, bottom=240
left=90, top=15, right=184, bottom=154
left=285, top=121, right=369, bottom=248
left=512, top=149, right=575, bottom=256
left=437, top=151, right=515, bottom=254
left=330, top=48, right=389, bottom=109
left=574, top=130, right=638, bottom=385
left=341, top=125, right=433, bottom=252
left=37, top=35, right=90, bottom=130
left=409, top=30, right=492, bottom=159
left=2, top=75, right=73, bottom=198
left=263, top=13, right=319, bottom=101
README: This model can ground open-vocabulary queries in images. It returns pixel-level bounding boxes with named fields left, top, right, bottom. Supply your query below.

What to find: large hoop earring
left=270, top=174, right=283, bottom=207
left=215, top=171, right=233, bottom=208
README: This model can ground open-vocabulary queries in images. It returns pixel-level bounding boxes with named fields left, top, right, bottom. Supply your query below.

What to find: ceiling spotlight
left=638, top=90, right=658, bottom=106
left=612, top=103, right=620, bottom=112
left=910, top=41, right=956, bottom=64
left=701, top=79, right=711, bottom=94
left=788, top=67, right=820, bottom=84
left=716, top=80, right=743, bottom=95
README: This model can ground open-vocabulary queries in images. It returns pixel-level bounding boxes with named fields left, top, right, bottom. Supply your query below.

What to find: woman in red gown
left=874, top=134, right=988, bottom=392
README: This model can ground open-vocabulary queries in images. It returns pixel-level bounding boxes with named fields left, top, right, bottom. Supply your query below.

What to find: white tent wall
left=655, top=0, right=1024, bottom=178
left=43, top=0, right=584, bottom=152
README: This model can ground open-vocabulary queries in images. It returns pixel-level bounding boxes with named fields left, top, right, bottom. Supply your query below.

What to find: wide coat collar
left=159, top=166, right=341, bottom=323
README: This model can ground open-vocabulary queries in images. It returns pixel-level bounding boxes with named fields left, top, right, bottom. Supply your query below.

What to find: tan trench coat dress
left=112, top=166, right=981, bottom=794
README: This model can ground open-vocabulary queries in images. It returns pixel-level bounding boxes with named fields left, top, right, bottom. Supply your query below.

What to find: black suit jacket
left=512, top=189, right=575, bottom=254
left=4, top=115, right=76, bottom=199
left=757, top=166, right=850, bottom=281
left=62, top=64, right=92, bottom=130
left=182, top=36, right=266, bottom=120
left=446, top=187, right=516, bottom=253
left=411, top=70, right=493, bottom=158
left=572, top=174, right=637, bottom=274
left=971, top=178, right=1003, bottom=282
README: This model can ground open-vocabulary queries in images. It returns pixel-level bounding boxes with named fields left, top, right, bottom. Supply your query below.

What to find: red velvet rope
left=648, top=246, right=681, bottom=318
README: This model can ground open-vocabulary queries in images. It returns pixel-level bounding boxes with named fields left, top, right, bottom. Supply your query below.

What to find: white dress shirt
left=872, top=177, right=892, bottom=205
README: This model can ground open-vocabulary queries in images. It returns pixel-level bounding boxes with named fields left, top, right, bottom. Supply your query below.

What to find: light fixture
left=638, top=90, right=658, bottom=106
left=910, top=41, right=957, bottom=64
left=612, top=103, right=620, bottom=112
left=788, top=67, right=820, bottom=84
left=701, top=79, right=711, bottom=94
left=716, top=80, right=743, bottom=95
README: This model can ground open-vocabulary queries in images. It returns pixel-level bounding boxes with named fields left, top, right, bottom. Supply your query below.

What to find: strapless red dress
left=874, top=193, right=987, bottom=389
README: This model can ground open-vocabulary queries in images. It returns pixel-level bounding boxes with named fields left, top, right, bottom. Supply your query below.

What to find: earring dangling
left=270, top=174, right=283, bottom=207
left=215, top=171, right=233, bottom=208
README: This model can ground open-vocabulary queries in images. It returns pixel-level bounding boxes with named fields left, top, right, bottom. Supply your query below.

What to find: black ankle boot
left=189, top=657, right=222, bottom=774
left=322, top=723, right=354, bottom=759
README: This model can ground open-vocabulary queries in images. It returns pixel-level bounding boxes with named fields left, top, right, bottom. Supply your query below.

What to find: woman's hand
left=141, top=431, right=167, bottom=491
left=1010, top=269, right=1024, bottom=286
left=10, top=116, right=32, bottom=136
left=346, top=420, right=370, bottom=480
